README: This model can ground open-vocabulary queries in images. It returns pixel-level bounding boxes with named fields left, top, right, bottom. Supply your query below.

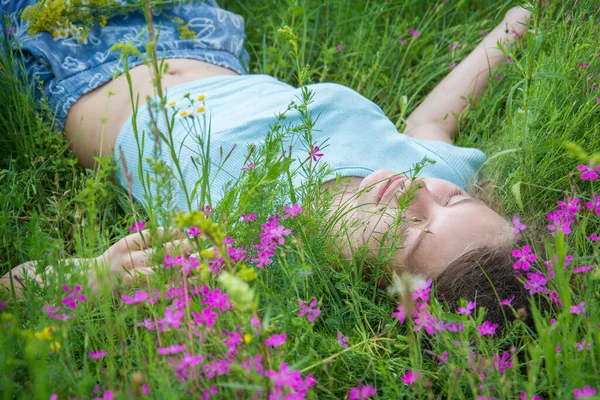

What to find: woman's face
left=345, top=169, right=512, bottom=278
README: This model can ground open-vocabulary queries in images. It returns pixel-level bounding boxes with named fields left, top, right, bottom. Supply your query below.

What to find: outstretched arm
left=405, top=6, right=532, bottom=143
left=0, top=227, right=191, bottom=297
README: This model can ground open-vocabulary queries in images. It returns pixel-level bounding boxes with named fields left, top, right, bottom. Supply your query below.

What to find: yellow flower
left=178, top=110, right=191, bottom=118
left=49, top=341, right=61, bottom=353
left=196, top=95, right=206, bottom=102
left=195, top=106, right=205, bottom=114
left=35, top=326, right=57, bottom=341
left=167, top=101, right=177, bottom=108
left=244, top=333, right=252, bottom=344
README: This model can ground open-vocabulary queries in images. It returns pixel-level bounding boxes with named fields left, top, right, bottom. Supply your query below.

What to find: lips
left=376, top=175, right=406, bottom=204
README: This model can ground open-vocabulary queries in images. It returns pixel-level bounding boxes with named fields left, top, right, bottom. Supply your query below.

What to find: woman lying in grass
left=1, top=1, right=531, bottom=325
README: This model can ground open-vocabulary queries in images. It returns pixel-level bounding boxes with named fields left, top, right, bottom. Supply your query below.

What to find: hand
left=91, top=227, right=195, bottom=291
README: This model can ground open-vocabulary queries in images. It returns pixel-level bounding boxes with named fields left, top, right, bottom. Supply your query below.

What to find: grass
left=1, top=0, right=600, bottom=398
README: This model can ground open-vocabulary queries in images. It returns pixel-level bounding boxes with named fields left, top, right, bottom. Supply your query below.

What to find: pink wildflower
left=61, top=284, right=87, bottom=310
left=588, top=234, right=600, bottom=241
left=337, top=331, right=349, bottom=349
left=506, top=57, right=514, bottom=62
left=411, top=279, right=432, bottom=302
left=265, top=333, right=287, bottom=347
left=512, top=245, right=537, bottom=270
left=523, top=271, right=548, bottom=295
left=259, top=215, right=291, bottom=246
left=571, top=301, right=585, bottom=315
left=298, top=299, right=321, bottom=323
left=241, top=162, right=255, bottom=171
left=477, top=321, right=498, bottom=336
left=546, top=210, right=571, bottom=236
left=158, top=344, right=186, bottom=355
left=89, top=349, right=106, bottom=359
left=513, top=216, right=527, bottom=234
left=142, top=384, right=150, bottom=395
left=579, top=62, right=590, bottom=68
left=409, top=28, right=420, bottom=38
left=573, top=264, right=596, bottom=273
left=187, top=226, right=201, bottom=237
left=348, top=383, right=377, bottom=399
left=158, top=307, right=184, bottom=329
left=398, top=39, right=407, bottom=45
left=401, top=370, right=421, bottom=385
left=130, top=221, right=146, bottom=232
left=121, top=290, right=150, bottom=305
left=586, top=193, right=600, bottom=215
left=457, top=301, right=476, bottom=315
left=499, top=296, right=515, bottom=306
left=392, top=304, right=406, bottom=324
left=164, top=254, right=183, bottom=268
left=282, top=203, right=303, bottom=219
left=50, top=395, right=58, bottom=400
left=449, top=61, right=457, bottom=69
left=577, top=163, right=600, bottom=180
left=574, top=386, right=597, bottom=398
left=42, top=305, right=71, bottom=321
left=241, top=212, right=257, bottom=221
left=0, top=300, right=6, bottom=311
left=576, top=338, right=593, bottom=351
left=492, top=352, right=512, bottom=373
left=558, top=195, right=580, bottom=221
left=448, top=42, right=460, bottom=50
left=308, top=145, right=324, bottom=162
left=336, top=44, right=343, bottom=52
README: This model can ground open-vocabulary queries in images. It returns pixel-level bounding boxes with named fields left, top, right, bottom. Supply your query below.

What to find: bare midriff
left=63, top=59, right=239, bottom=169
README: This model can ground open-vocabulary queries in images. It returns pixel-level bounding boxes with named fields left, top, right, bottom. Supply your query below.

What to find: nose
left=405, top=179, right=444, bottom=212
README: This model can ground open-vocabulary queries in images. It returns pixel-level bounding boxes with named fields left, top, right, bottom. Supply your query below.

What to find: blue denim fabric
left=0, top=0, right=249, bottom=131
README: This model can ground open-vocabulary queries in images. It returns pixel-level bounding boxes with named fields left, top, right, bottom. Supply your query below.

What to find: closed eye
left=443, top=189, right=464, bottom=206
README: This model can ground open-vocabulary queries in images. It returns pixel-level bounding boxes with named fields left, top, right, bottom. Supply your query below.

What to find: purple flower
left=477, top=321, right=498, bottom=336
left=187, top=226, right=201, bottom=237
left=61, top=284, right=87, bottom=310
left=585, top=193, right=600, bottom=215
left=158, top=307, right=184, bottom=329
left=457, top=301, right=476, bottom=315
left=574, top=386, right=597, bottom=398
left=499, top=296, right=515, bottom=306
left=576, top=338, right=593, bottom=351
left=121, top=290, right=150, bottom=305
left=409, top=28, right=420, bottom=38
left=448, top=42, right=460, bottom=50
left=265, top=333, right=287, bottom=347
left=505, top=57, right=514, bottom=62
left=448, top=61, right=457, bottom=70
left=298, top=298, right=321, bottom=323
left=546, top=210, right=571, bottom=236
left=348, top=383, right=377, bottom=399
left=577, top=163, right=600, bottom=180
left=493, top=352, right=513, bottom=373
left=398, top=39, right=407, bottom=45
left=557, top=195, right=580, bottom=221
left=392, top=304, right=406, bottom=324
left=282, top=203, right=302, bottom=219
left=401, top=370, right=421, bottom=385
left=89, top=349, right=106, bottom=359
left=512, top=245, right=537, bottom=270
left=241, top=212, right=257, bottom=222
left=337, top=331, right=349, bottom=349
left=142, top=384, right=150, bottom=395
left=579, top=62, right=590, bottom=68
left=523, top=272, right=548, bottom=295
left=336, top=44, right=343, bottom=52
left=588, top=234, right=600, bottom=241
left=130, top=221, right=146, bottom=232
left=241, top=162, right=255, bottom=171
left=513, top=215, right=527, bottom=235
left=571, top=301, right=585, bottom=315
left=0, top=300, right=6, bottom=311
left=573, top=264, right=595, bottom=274
left=158, top=344, right=186, bottom=355
left=308, top=145, right=324, bottom=162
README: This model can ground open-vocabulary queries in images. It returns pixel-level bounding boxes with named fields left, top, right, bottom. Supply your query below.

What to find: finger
left=121, top=226, right=184, bottom=252
left=163, top=239, right=194, bottom=256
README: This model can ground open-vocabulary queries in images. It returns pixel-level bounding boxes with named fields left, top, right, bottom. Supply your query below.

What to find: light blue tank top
left=115, top=75, right=487, bottom=212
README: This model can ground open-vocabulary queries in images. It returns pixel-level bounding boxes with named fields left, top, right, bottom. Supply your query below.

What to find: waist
left=64, top=59, right=238, bottom=169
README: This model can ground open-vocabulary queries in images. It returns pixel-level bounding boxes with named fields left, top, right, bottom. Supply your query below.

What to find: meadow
left=1, top=0, right=600, bottom=398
